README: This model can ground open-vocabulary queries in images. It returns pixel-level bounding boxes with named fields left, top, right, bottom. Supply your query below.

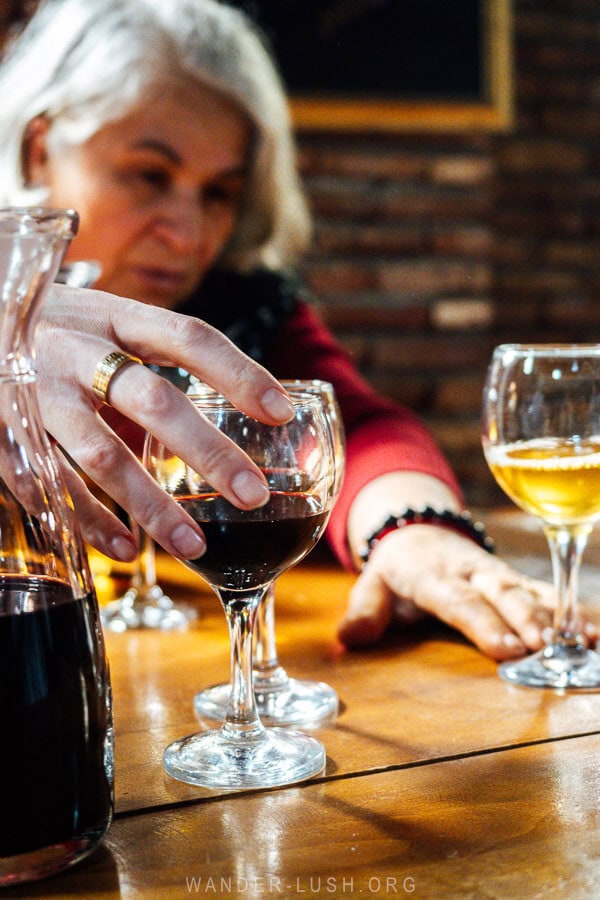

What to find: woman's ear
left=21, top=115, right=51, bottom=187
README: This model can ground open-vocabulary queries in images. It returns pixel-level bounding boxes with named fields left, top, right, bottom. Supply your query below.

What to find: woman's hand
left=337, top=524, right=595, bottom=660
left=35, top=285, right=294, bottom=562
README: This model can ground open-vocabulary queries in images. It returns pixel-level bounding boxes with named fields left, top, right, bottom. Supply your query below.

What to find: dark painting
left=234, top=0, right=484, bottom=102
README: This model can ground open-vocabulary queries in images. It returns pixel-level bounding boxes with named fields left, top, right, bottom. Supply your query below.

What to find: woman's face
left=29, top=81, right=251, bottom=308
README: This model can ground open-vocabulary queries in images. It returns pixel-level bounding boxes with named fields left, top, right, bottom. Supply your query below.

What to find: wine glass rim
left=186, top=391, right=321, bottom=411
left=279, top=378, right=334, bottom=390
left=494, top=343, right=600, bottom=356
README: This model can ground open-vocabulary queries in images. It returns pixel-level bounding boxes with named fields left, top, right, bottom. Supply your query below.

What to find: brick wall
left=297, top=0, right=600, bottom=507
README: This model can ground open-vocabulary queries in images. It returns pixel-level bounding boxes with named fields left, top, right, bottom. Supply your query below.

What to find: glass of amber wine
left=482, top=344, right=600, bottom=688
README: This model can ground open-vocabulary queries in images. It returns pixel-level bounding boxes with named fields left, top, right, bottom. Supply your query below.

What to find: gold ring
left=92, top=351, right=143, bottom=405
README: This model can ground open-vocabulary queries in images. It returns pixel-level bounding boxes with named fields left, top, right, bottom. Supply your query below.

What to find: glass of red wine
left=193, top=380, right=345, bottom=728
left=144, top=393, right=335, bottom=788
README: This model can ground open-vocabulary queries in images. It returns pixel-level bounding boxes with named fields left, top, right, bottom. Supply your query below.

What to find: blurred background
left=2, top=0, right=598, bottom=509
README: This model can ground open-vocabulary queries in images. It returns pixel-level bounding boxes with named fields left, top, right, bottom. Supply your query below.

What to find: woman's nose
left=151, top=194, right=204, bottom=253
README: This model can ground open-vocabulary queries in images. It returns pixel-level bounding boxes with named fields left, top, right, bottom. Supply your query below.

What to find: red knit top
left=267, top=301, right=462, bottom=569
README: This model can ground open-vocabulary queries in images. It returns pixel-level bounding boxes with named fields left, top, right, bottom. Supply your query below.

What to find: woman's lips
left=131, top=265, right=189, bottom=294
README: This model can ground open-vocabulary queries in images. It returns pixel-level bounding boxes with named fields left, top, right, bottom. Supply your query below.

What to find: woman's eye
left=138, top=169, right=169, bottom=187
left=203, top=183, right=243, bottom=208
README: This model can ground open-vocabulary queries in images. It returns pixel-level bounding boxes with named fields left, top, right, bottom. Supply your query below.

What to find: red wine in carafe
left=0, top=575, right=113, bottom=860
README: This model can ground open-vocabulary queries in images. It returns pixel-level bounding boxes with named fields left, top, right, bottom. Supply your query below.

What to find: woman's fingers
left=467, top=566, right=555, bottom=648
left=104, top=363, right=271, bottom=509
left=59, top=457, right=138, bottom=560
left=57, top=421, right=207, bottom=559
left=33, top=286, right=302, bottom=552
left=42, top=351, right=272, bottom=511
left=337, top=526, right=585, bottom=661
left=337, top=565, right=395, bottom=647
left=44, top=286, right=294, bottom=424
left=410, top=570, right=533, bottom=660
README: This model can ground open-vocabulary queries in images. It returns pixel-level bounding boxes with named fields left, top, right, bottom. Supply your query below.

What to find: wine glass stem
left=220, top=587, right=267, bottom=737
left=127, top=521, right=165, bottom=604
left=544, top=523, right=591, bottom=647
left=134, top=524, right=155, bottom=591
left=253, top=583, right=290, bottom=691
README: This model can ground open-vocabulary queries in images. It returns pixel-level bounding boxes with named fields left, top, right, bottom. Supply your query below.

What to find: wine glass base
left=163, top=726, right=326, bottom=789
left=100, top=584, right=197, bottom=633
left=498, top=645, right=600, bottom=689
left=194, top=677, right=339, bottom=728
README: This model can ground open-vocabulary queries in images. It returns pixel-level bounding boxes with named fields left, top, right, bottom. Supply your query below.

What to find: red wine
left=0, top=576, right=113, bottom=860
left=178, top=492, right=328, bottom=590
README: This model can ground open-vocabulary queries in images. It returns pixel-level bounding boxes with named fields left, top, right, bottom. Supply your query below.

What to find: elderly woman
left=0, top=0, right=564, bottom=659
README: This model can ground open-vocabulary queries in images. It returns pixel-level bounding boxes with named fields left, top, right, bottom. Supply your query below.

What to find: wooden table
left=12, top=510, right=600, bottom=899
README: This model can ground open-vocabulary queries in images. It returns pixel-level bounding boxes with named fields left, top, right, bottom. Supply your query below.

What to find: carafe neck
left=0, top=207, right=77, bottom=379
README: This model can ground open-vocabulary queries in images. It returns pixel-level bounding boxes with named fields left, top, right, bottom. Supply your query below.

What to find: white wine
left=486, top=437, right=600, bottom=524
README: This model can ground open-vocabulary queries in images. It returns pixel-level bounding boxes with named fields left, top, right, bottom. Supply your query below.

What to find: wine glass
left=145, top=393, right=335, bottom=787
left=100, top=521, right=198, bottom=631
left=482, top=343, right=600, bottom=688
left=193, top=380, right=345, bottom=727
left=101, top=366, right=198, bottom=632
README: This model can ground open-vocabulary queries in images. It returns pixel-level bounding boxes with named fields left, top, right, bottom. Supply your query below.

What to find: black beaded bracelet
left=358, top=506, right=495, bottom=565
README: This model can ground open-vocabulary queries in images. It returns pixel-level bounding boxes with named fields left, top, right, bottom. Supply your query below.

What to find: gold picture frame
left=280, top=0, right=513, bottom=133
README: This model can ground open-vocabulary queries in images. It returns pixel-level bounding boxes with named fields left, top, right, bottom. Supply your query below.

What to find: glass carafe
left=0, top=208, right=114, bottom=887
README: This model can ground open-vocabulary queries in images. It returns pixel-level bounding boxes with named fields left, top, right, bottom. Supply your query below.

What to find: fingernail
left=502, top=633, right=526, bottom=652
left=109, top=535, right=138, bottom=562
left=232, top=470, right=270, bottom=506
left=261, top=388, right=294, bottom=422
left=171, top=523, right=205, bottom=558
left=542, top=626, right=555, bottom=644
left=523, top=624, right=544, bottom=647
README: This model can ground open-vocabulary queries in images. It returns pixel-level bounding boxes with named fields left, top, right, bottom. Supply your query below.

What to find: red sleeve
left=267, top=301, right=462, bottom=569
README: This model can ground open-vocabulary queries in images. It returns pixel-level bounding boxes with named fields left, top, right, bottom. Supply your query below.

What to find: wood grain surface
left=9, top=509, right=600, bottom=899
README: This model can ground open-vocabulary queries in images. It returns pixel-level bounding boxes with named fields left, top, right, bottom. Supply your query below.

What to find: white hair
left=0, top=0, right=311, bottom=269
